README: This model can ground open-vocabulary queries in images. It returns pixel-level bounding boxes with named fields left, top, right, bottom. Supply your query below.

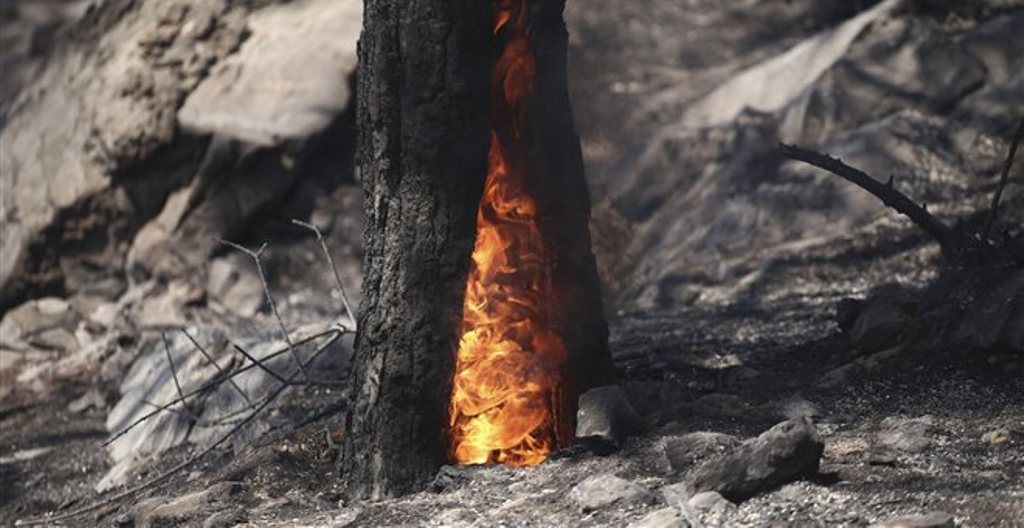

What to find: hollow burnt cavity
left=448, top=0, right=566, bottom=466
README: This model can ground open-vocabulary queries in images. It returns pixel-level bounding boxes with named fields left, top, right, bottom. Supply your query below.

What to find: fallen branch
left=16, top=328, right=344, bottom=526
left=779, top=144, right=959, bottom=252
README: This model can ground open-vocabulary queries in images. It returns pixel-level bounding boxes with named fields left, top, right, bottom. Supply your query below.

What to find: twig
left=779, top=144, right=958, bottom=252
left=215, top=238, right=309, bottom=382
left=16, top=329, right=343, bottom=526
left=231, top=342, right=290, bottom=385
left=181, top=329, right=254, bottom=409
left=291, top=219, right=357, bottom=325
left=104, top=329, right=345, bottom=447
left=161, top=333, right=198, bottom=422
left=984, top=116, right=1024, bottom=238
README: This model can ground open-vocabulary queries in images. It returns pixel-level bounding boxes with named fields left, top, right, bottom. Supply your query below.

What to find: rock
left=687, top=417, right=824, bottom=502
left=202, top=508, right=247, bottom=528
left=576, top=385, right=646, bottom=454
left=137, top=482, right=242, bottom=526
left=570, top=474, right=656, bottom=513
left=0, top=297, right=81, bottom=351
left=872, top=511, right=955, bottom=528
left=662, top=432, right=740, bottom=474
left=628, top=507, right=687, bottom=528
left=687, top=491, right=735, bottom=514
left=850, top=301, right=908, bottom=353
left=0, top=0, right=250, bottom=310
left=207, top=255, right=264, bottom=318
left=981, top=428, right=1011, bottom=445
left=178, top=0, right=361, bottom=146
left=659, top=481, right=696, bottom=506
left=876, top=416, right=934, bottom=453
left=68, top=387, right=107, bottom=414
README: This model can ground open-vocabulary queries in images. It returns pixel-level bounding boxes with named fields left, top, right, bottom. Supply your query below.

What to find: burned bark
left=340, top=0, right=492, bottom=499
left=343, top=0, right=614, bottom=499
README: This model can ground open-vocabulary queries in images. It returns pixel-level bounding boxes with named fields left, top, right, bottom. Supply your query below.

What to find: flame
left=448, top=0, right=566, bottom=467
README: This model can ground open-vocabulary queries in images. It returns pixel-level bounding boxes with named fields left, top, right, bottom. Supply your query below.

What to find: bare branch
left=161, top=333, right=198, bottom=422
left=230, top=342, right=290, bottom=385
left=984, top=116, right=1024, bottom=238
left=215, top=238, right=309, bottom=382
left=779, top=144, right=957, bottom=251
left=104, top=328, right=346, bottom=447
left=291, top=219, right=357, bottom=325
left=20, top=329, right=343, bottom=526
left=180, top=329, right=254, bottom=409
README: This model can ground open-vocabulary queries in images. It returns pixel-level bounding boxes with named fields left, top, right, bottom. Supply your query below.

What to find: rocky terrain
left=1, top=0, right=1023, bottom=526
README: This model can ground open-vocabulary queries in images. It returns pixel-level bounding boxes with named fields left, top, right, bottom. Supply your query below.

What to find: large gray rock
left=178, top=0, right=361, bottom=145
left=687, top=417, right=824, bottom=502
left=0, top=0, right=249, bottom=311
left=570, top=474, right=656, bottom=513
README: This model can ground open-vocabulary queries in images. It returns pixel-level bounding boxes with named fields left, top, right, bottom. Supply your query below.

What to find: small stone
left=850, top=301, right=907, bottom=353
left=877, top=416, right=934, bottom=453
left=202, top=508, right=247, bottom=528
left=662, top=432, right=740, bottom=474
left=981, top=428, right=1011, bottom=445
left=873, top=511, right=954, bottom=528
left=68, top=387, right=106, bottom=413
left=570, top=474, right=656, bottom=513
left=628, top=507, right=687, bottom=528
left=576, top=385, right=646, bottom=454
left=687, top=417, right=824, bottom=502
left=659, top=481, right=696, bottom=506
left=687, top=491, right=735, bottom=513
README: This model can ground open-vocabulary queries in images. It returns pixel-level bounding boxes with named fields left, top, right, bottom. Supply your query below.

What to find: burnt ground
left=3, top=0, right=1024, bottom=526
left=2, top=217, right=1022, bottom=526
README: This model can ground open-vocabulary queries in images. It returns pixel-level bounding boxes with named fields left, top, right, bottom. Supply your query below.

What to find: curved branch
left=779, top=144, right=957, bottom=251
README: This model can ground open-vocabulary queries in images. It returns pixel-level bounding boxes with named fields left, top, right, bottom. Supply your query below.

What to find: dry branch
left=779, top=144, right=959, bottom=252
left=291, top=219, right=357, bottom=325
left=16, top=329, right=344, bottom=526
left=216, top=238, right=309, bottom=382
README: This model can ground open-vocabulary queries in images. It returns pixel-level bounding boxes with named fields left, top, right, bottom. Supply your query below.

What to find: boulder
left=876, top=415, right=934, bottom=454
left=687, top=417, right=824, bottom=502
left=662, top=432, right=740, bottom=474
left=628, top=507, right=687, bottom=528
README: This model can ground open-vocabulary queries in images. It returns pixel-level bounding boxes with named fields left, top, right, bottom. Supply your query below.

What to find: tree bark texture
left=343, top=0, right=614, bottom=498
left=341, top=0, right=492, bottom=499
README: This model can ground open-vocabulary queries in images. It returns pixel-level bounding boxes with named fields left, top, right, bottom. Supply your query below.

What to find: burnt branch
left=779, top=144, right=957, bottom=251
left=103, top=329, right=343, bottom=447
left=161, top=332, right=198, bottom=422
left=181, top=329, right=255, bottom=409
left=231, top=342, right=291, bottom=385
left=291, top=219, right=357, bottom=326
left=984, top=116, right=1024, bottom=238
left=19, top=329, right=344, bottom=526
left=216, top=238, right=309, bottom=382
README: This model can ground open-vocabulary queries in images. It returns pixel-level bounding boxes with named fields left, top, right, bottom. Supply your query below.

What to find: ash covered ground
left=2, top=0, right=1023, bottom=526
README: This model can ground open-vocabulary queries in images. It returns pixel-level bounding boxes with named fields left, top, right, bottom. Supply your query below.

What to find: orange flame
left=448, top=0, right=566, bottom=467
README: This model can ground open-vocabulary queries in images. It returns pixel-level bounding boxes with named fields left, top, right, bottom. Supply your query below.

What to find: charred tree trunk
left=340, top=0, right=492, bottom=499
left=343, top=0, right=614, bottom=499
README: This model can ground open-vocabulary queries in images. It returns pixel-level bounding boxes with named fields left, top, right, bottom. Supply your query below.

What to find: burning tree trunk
left=342, top=0, right=613, bottom=499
